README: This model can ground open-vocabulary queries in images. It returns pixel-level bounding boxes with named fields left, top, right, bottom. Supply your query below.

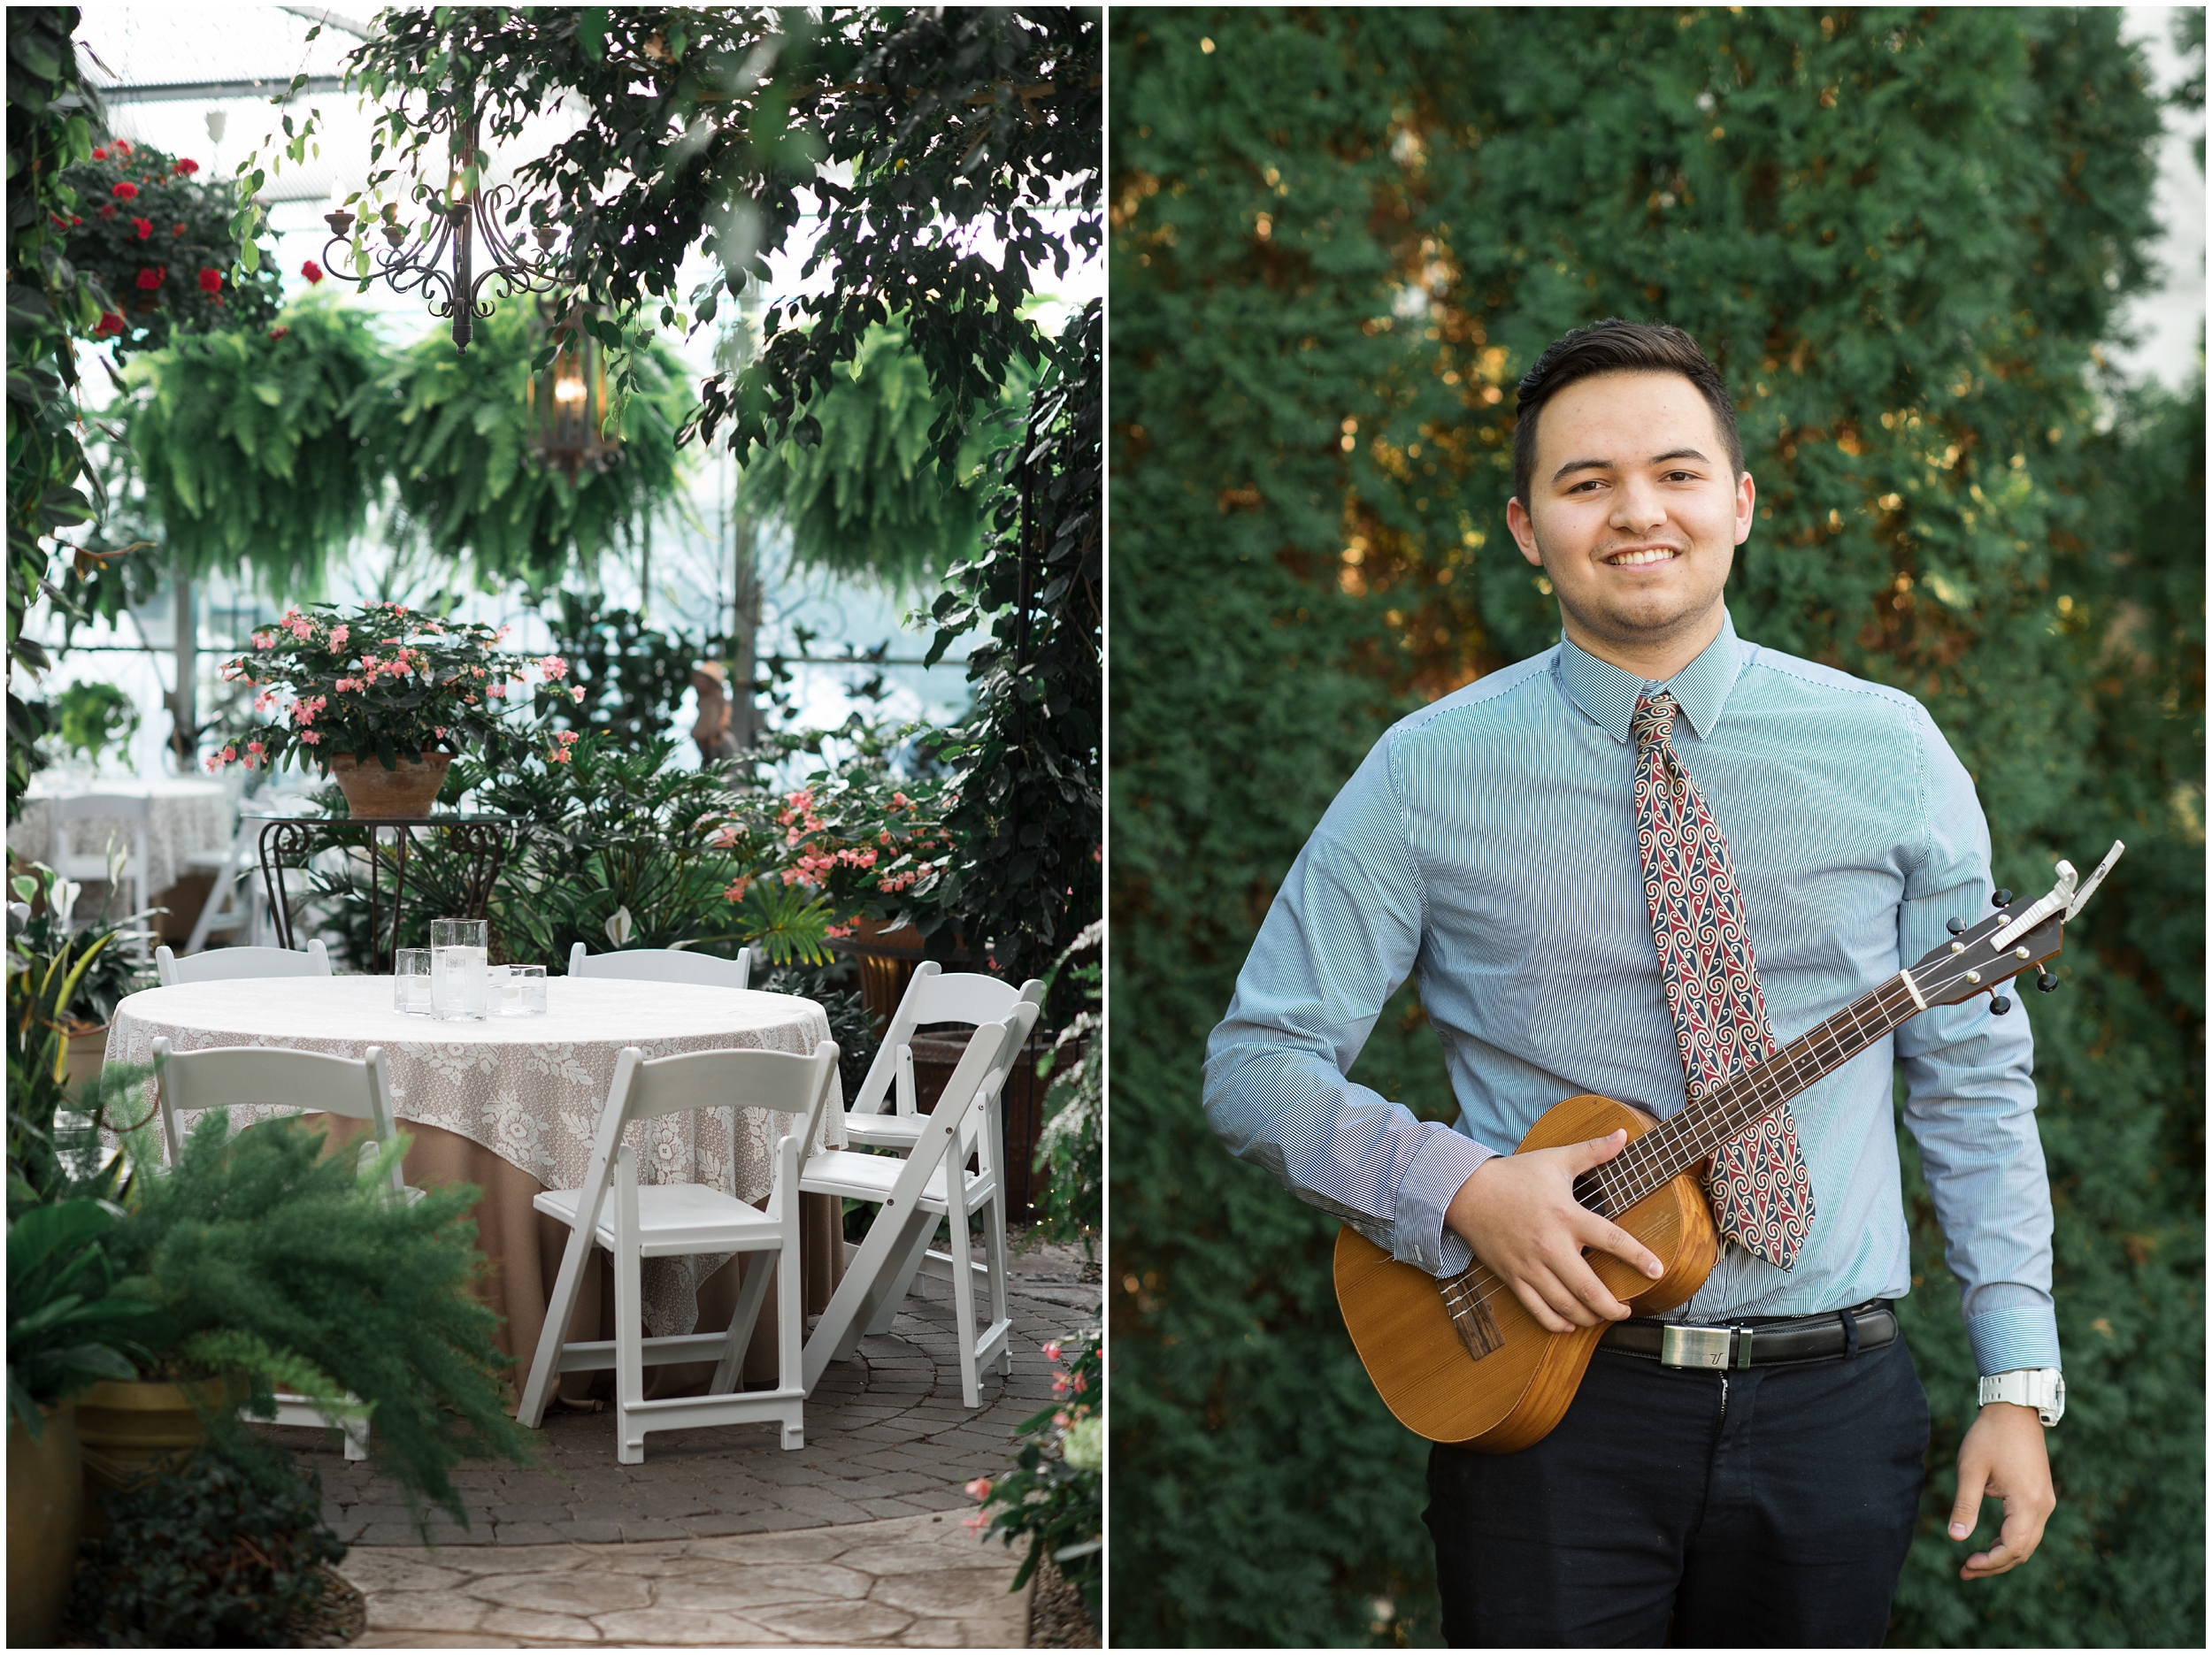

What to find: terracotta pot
left=7, top=1401, right=83, bottom=1646
left=64, top=1022, right=110, bottom=1102
left=75, top=1374, right=248, bottom=1537
left=326, top=751, right=451, bottom=818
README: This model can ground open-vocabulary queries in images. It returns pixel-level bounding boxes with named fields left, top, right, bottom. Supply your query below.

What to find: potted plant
left=81, top=1106, right=535, bottom=1537
left=212, top=600, right=576, bottom=816
left=7, top=860, right=157, bottom=1102
left=6, top=1198, right=157, bottom=1645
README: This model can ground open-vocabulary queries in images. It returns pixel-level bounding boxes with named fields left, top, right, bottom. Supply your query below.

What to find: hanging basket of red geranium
left=57, top=136, right=282, bottom=356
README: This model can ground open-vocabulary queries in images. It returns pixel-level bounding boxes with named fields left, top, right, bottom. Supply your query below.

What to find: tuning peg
left=1946, top=916, right=1966, bottom=936
left=1991, top=889, right=2013, bottom=908
left=1989, top=992, right=2012, bottom=1015
left=2036, top=969, right=2059, bottom=993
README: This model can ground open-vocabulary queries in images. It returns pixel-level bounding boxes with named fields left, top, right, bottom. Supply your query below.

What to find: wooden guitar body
left=1333, top=1093, right=1720, bottom=1451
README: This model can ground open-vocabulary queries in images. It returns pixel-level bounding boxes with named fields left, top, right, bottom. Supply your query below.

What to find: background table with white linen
left=12, top=776, right=232, bottom=899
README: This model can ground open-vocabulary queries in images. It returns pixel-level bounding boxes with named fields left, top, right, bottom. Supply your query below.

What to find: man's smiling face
left=1505, top=370, right=1755, bottom=674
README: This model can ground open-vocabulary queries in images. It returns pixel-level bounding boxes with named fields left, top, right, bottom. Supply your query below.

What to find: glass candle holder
left=393, top=948, right=432, bottom=1015
left=430, top=917, right=488, bottom=1022
left=495, top=963, right=548, bottom=1016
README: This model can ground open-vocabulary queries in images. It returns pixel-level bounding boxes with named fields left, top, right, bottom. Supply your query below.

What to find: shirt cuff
left=1394, top=1126, right=1495, bottom=1277
left=1964, top=1303, right=2062, bottom=1375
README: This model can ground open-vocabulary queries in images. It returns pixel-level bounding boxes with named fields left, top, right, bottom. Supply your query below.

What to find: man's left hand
left=1949, top=1402, right=2055, bottom=1580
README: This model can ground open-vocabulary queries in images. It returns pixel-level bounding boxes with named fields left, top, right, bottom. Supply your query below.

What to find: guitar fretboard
left=1571, top=973, right=1924, bottom=1219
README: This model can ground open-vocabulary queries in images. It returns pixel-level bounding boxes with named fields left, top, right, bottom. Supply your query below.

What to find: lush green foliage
left=738, top=323, right=1025, bottom=593
left=212, top=599, right=561, bottom=776
left=1110, top=7, right=2201, bottom=1647
left=920, top=299, right=1102, bottom=1004
left=9, top=858, right=156, bottom=1030
left=7, top=7, right=111, bottom=821
left=537, top=589, right=701, bottom=748
left=58, top=135, right=280, bottom=356
left=51, top=675, right=138, bottom=764
left=7, top=1196, right=156, bottom=1437
left=106, top=1110, right=535, bottom=1532
left=971, top=1324, right=1102, bottom=1606
left=365, top=300, right=691, bottom=594
left=282, top=7, right=1095, bottom=468
left=1031, top=920, right=1102, bottom=1259
left=120, top=295, right=390, bottom=592
left=69, top=1445, right=347, bottom=1647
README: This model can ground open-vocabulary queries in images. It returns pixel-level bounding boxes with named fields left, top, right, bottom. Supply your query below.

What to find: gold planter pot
left=74, top=1375, right=249, bottom=1537
left=7, top=1401, right=85, bottom=1645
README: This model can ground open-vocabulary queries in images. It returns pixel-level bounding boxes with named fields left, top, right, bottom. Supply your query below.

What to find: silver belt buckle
left=1659, top=1323, right=1734, bottom=1369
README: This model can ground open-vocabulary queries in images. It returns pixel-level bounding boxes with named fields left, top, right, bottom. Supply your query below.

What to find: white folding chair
left=50, top=793, right=152, bottom=955
left=182, top=818, right=269, bottom=954
left=800, top=1006, right=1040, bottom=1403
left=155, top=939, right=329, bottom=986
left=150, top=1036, right=410, bottom=1460
left=515, top=1039, right=840, bottom=1464
left=568, top=941, right=753, bottom=990
left=801, top=1000, right=1041, bottom=1407
left=836, top=962, right=1044, bottom=1151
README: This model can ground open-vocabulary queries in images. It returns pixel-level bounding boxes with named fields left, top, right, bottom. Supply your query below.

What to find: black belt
left=1600, top=1299, right=1897, bottom=1370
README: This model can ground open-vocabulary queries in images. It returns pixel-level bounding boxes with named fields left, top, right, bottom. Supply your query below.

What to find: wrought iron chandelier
left=526, top=302, right=624, bottom=479
left=319, top=90, right=561, bottom=352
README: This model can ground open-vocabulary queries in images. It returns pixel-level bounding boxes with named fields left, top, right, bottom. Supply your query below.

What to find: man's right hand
left=1443, top=1129, right=1664, bottom=1333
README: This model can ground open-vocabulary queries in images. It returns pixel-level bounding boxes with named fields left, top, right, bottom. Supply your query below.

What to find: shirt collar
left=1555, top=610, right=1744, bottom=744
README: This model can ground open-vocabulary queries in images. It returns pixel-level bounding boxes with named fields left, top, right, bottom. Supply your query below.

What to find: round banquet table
left=107, top=975, right=849, bottom=1403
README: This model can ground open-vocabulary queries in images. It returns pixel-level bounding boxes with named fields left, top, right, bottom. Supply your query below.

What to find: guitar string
left=1437, top=974, right=1932, bottom=1332
left=1437, top=946, right=2022, bottom=1333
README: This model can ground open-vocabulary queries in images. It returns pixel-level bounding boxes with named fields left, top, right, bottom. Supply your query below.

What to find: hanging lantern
left=526, top=304, right=622, bottom=479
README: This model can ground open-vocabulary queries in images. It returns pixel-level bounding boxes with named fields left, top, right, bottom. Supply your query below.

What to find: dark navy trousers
left=1425, top=1335, right=1930, bottom=1646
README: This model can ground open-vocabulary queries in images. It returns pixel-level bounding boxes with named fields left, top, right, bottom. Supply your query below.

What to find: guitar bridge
left=1440, top=1270, right=1503, bottom=1361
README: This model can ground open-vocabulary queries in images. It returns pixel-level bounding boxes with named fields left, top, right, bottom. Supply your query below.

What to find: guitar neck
left=1576, top=969, right=1928, bottom=1218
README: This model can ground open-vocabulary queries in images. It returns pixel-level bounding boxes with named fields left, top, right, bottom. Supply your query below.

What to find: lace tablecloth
left=109, top=976, right=836, bottom=1337
left=13, top=778, right=232, bottom=897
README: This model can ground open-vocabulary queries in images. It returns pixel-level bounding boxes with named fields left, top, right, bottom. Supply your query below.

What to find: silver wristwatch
left=1978, top=1368, right=2065, bottom=1426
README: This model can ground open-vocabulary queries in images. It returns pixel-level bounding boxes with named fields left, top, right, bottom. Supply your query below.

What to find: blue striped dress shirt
left=1203, top=611, right=2059, bottom=1377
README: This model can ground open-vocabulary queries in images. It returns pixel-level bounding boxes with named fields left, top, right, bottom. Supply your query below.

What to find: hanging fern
left=359, top=302, right=693, bottom=594
left=737, top=324, right=1031, bottom=595
left=120, top=293, right=391, bottom=594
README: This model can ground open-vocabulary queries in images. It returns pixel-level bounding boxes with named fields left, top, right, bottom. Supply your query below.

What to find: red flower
left=93, top=312, right=125, bottom=337
left=268, top=326, right=289, bottom=341
left=96, top=204, right=115, bottom=220
left=300, top=260, right=324, bottom=284
left=132, top=217, right=152, bottom=240
left=111, top=181, right=137, bottom=200
left=136, top=266, right=165, bottom=289
left=174, top=157, right=198, bottom=174
left=111, top=139, right=132, bottom=155
left=196, top=268, right=221, bottom=294
left=90, top=146, right=107, bottom=161
left=173, top=222, right=186, bottom=235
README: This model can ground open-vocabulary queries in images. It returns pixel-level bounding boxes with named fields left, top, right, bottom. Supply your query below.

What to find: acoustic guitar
left=1335, top=843, right=2123, bottom=1452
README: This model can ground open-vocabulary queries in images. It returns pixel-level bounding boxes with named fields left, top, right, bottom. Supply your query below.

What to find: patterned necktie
left=1631, top=690, right=1814, bottom=1271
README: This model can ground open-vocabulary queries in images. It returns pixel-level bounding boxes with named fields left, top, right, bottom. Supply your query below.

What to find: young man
left=1203, top=319, right=2061, bottom=1645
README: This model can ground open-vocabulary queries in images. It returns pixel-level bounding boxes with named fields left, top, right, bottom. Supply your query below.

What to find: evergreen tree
left=1110, top=8, right=2201, bottom=1645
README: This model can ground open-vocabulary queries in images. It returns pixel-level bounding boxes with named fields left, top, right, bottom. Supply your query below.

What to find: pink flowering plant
left=966, top=1325, right=1101, bottom=1608
left=712, top=734, right=962, bottom=943
left=212, top=601, right=572, bottom=776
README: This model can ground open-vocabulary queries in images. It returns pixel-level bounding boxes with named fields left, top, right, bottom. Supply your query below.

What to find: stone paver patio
left=345, top=1511, right=1027, bottom=1647
left=272, top=1235, right=1101, bottom=1645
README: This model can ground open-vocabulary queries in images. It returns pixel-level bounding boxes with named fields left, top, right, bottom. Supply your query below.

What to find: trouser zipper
left=1718, top=1372, right=1729, bottom=1424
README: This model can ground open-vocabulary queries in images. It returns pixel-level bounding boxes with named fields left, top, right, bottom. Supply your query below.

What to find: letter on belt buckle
left=1659, top=1324, right=1734, bottom=1369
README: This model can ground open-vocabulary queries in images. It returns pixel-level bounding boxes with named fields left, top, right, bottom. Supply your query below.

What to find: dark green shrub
left=1110, top=6, right=2200, bottom=1647
left=69, top=1447, right=345, bottom=1648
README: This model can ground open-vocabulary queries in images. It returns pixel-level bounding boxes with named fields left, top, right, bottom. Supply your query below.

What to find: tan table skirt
left=315, top=1116, right=846, bottom=1405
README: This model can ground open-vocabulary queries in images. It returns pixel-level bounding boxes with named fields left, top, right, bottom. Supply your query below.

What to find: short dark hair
left=1510, top=318, right=1743, bottom=506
